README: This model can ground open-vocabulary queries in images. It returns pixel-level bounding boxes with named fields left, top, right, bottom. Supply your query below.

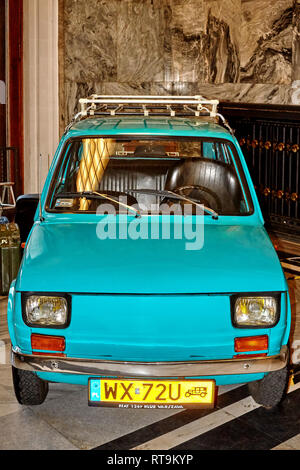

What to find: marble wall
left=59, top=0, right=300, bottom=129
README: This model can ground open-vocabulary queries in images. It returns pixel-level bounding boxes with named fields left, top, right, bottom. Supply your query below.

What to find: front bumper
left=11, top=345, right=288, bottom=378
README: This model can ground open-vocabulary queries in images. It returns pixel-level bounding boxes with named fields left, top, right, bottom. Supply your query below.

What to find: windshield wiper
left=127, top=188, right=219, bottom=219
left=54, top=191, right=141, bottom=218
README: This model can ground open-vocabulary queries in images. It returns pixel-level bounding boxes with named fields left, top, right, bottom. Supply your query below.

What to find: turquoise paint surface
left=16, top=222, right=286, bottom=294
left=8, top=117, right=291, bottom=388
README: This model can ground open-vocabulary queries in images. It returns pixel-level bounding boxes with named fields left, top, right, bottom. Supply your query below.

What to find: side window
left=202, top=142, right=231, bottom=164
left=202, top=142, right=217, bottom=160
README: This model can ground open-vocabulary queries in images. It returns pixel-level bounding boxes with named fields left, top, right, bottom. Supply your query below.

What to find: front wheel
left=248, top=365, right=289, bottom=410
left=12, top=366, right=49, bottom=406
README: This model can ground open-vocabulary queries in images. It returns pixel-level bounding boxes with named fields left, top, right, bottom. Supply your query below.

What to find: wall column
left=23, top=0, right=59, bottom=194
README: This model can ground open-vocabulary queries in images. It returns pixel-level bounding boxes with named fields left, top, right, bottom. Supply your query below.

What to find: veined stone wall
left=59, top=0, right=300, bottom=131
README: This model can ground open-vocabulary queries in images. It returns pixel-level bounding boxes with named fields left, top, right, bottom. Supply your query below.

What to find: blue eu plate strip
left=89, top=379, right=101, bottom=402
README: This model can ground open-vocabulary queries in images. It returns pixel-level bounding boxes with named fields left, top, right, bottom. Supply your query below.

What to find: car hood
left=17, top=220, right=287, bottom=294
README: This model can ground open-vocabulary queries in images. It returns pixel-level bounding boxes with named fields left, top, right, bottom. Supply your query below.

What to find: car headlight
left=232, top=295, right=279, bottom=328
left=23, top=295, right=70, bottom=327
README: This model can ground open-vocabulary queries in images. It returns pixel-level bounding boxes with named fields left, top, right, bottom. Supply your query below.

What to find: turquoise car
left=8, top=96, right=290, bottom=410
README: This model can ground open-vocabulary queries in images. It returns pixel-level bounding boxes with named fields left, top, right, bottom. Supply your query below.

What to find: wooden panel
left=0, top=0, right=6, bottom=156
left=8, top=0, right=23, bottom=195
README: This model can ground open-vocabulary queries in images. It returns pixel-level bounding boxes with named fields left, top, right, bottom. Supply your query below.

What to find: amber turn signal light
left=234, top=335, right=268, bottom=353
left=31, top=334, right=66, bottom=352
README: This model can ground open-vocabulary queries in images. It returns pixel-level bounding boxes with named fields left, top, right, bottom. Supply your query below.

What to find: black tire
left=12, top=366, right=49, bottom=406
left=248, top=365, right=289, bottom=410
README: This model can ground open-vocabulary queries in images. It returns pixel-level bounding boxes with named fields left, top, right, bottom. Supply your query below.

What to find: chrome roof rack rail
left=65, top=95, right=234, bottom=134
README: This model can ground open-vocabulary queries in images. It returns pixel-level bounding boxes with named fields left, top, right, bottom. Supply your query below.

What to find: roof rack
left=66, top=95, right=233, bottom=134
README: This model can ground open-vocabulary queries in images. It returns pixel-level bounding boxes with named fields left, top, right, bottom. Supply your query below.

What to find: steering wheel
left=172, top=185, right=222, bottom=212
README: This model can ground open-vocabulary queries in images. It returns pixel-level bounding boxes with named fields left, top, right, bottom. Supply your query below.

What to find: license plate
left=88, top=378, right=216, bottom=409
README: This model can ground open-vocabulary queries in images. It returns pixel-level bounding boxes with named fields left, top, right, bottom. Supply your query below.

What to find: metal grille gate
left=220, top=103, right=300, bottom=238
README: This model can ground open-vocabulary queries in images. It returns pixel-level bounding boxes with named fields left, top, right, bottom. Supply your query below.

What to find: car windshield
left=47, top=137, right=253, bottom=216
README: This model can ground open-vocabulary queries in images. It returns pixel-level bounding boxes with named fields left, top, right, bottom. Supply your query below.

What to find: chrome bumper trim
left=11, top=346, right=288, bottom=378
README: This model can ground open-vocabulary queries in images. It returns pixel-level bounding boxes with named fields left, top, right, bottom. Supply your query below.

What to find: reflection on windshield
left=76, top=138, right=115, bottom=211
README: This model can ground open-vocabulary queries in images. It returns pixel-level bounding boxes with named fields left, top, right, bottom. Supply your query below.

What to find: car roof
left=67, top=116, right=233, bottom=140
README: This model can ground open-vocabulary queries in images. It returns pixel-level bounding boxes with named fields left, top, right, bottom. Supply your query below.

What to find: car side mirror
left=15, top=194, right=40, bottom=243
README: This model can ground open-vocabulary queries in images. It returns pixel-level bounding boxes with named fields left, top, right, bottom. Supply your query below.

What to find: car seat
left=163, top=158, right=243, bottom=213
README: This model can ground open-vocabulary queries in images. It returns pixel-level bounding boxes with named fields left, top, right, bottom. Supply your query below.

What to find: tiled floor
left=0, top=297, right=9, bottom=344
left=1, top=255, right=300, bottom=450
left=288, top=278, right=300, bottom=361
left=271, top=235, right=300, bottom=360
